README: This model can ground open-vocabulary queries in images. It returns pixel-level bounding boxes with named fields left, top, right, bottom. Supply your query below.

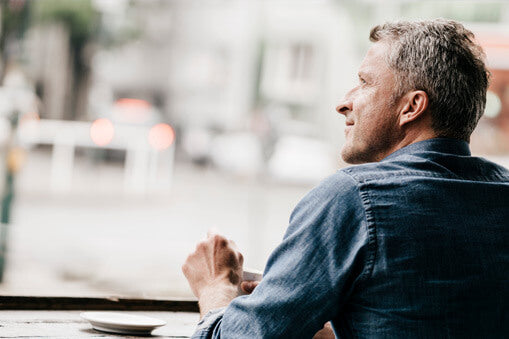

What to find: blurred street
left=0, top=0, right=508, bottom=301
left=0, top=148, right=314, bottom=298
left=2, top=148, right=508, bottom=298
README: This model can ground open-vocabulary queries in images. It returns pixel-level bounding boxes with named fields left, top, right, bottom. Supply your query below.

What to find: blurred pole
left=50, top=132, right=75, bottom=193
left=1, top=172, right=13, bottom=224
left=0, top=171, right=13, bottom=281
left=164, top=144, right=175, bottom=191
left=0, top=112, right=20, bottom=282
left=124, top=144, right=150, bottom=194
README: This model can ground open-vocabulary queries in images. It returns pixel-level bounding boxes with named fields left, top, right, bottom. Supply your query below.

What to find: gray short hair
left=370, top=19, right=490, bottom=141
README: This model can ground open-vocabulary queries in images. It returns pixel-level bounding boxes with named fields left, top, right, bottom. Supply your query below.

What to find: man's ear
left=399, top=90, right=429, bottom=126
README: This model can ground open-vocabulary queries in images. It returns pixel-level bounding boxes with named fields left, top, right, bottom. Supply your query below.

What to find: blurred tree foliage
left=0, top=0, right=31, bottom=81
left=33, top=0, right=97, bottom=55
left=1, top=0, right=30, bottom=40
left=400, top=1, right=503, bottom=22
left=33, top=0, right=99, bottom=119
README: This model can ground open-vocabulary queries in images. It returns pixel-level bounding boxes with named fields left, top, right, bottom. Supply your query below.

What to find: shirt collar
left=382, top=138, right=471, bottom=162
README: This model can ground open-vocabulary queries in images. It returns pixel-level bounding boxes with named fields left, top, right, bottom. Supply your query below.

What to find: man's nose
left=336, top=99, right=352, bottom=116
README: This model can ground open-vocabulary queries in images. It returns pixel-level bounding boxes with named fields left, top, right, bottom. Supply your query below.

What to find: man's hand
left=240, top=280, right=333, bottom=338
left=313, top=322, right=335, bottom=339
left=182, top=231, right=244, bottom=317
left=240, top=280, right=259, bottom=294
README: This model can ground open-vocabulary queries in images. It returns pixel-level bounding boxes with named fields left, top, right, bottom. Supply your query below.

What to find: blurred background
left=0, top=0, right=508, bottom=298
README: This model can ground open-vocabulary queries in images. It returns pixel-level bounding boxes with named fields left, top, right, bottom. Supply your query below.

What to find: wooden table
left=0, top=296, right=200, bottom=338
left=1, top=310, right=199, bottom=338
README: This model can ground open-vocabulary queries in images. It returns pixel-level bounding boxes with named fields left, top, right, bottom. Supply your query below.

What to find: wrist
left=198, top=280, right=238, bottom=300
left=198, top=282, right=239, bottom=318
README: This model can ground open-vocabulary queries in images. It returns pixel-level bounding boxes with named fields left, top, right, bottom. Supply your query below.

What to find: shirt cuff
left=191, top=307, right=226, bottom=339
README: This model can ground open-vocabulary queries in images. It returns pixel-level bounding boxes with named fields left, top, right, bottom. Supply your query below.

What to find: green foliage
left=33, top=0, right=98, bottom=49
left=1, top=1, right=31, bottom=39
left=400, top=1, right=503, bottom=23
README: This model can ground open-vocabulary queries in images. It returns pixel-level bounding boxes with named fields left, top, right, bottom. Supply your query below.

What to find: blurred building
left=88, top=1, right=353, bottom=141
left=16, top=0, right=509, bottom=171
left=475, top=28, right=509, bottom=154
left=3, top=0, right=509, bottom=298
left=88, top=0, right=355, bottom=181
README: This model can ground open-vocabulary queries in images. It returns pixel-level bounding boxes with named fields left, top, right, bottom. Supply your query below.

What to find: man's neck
left=377, top=129, right=438, bottom=162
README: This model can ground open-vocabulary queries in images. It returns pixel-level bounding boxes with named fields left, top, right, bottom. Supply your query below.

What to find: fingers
left=185, top=230, right=244, bottom=276
left=205, top=230, right=242, bottom=261
left=207, top=227, right=220, bottom=238
left=237, top=251, right=244, bottom=266
left=240, top=280, right=260, bottom=294
left=182, top=230, right=248, bottom=299
left=312, top=322, right=335, bottom=339
left=193, top=231, right=244, bottom=270
left=205, top=230, right=230, bottom=250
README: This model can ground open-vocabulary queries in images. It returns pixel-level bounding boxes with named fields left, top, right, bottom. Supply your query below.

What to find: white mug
left=238, top=267, right=263, bottom=295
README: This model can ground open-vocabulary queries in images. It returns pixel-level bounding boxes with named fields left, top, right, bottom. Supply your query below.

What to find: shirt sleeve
left=191, top=307, right=226, bottom=339
left=190, top=170, right=372, bottom=338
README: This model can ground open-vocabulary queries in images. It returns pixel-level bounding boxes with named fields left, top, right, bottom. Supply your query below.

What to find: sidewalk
left=0, top=149, right=313, bottom=298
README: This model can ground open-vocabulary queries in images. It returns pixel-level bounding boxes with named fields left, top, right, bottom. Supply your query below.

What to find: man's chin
left=341, top=147, right=357, bottom=164
left=342, top=156, right=364, bottom=165
left=341, top=147, right=371, bottom=165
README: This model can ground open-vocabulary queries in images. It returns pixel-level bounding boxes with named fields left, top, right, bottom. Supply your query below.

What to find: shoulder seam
left=344, top=166, right=509, bottom=183
left=340, top=170, right=377, bottom=283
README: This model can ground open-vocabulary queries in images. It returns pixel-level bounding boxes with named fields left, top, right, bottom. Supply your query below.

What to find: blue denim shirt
left=192, top=138, right=509, bottom=338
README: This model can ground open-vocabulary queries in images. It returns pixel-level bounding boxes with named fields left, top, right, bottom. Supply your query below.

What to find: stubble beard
left=341, top=108, right=401, bottom=165
left=341, top=139, right=383, bottom=164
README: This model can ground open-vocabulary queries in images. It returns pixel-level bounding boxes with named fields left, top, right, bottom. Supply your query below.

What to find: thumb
left=241, top=281, right=260, bottom=294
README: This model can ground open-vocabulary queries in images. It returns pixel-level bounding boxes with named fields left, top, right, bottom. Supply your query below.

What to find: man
left=182, top=19, right=509, bottom=338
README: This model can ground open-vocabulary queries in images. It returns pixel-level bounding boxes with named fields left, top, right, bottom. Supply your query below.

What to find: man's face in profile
left=336, top=42, right=403, bottom=164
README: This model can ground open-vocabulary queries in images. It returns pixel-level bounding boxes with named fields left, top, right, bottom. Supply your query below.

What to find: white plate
left=81, top=312, right=166, bottom=335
